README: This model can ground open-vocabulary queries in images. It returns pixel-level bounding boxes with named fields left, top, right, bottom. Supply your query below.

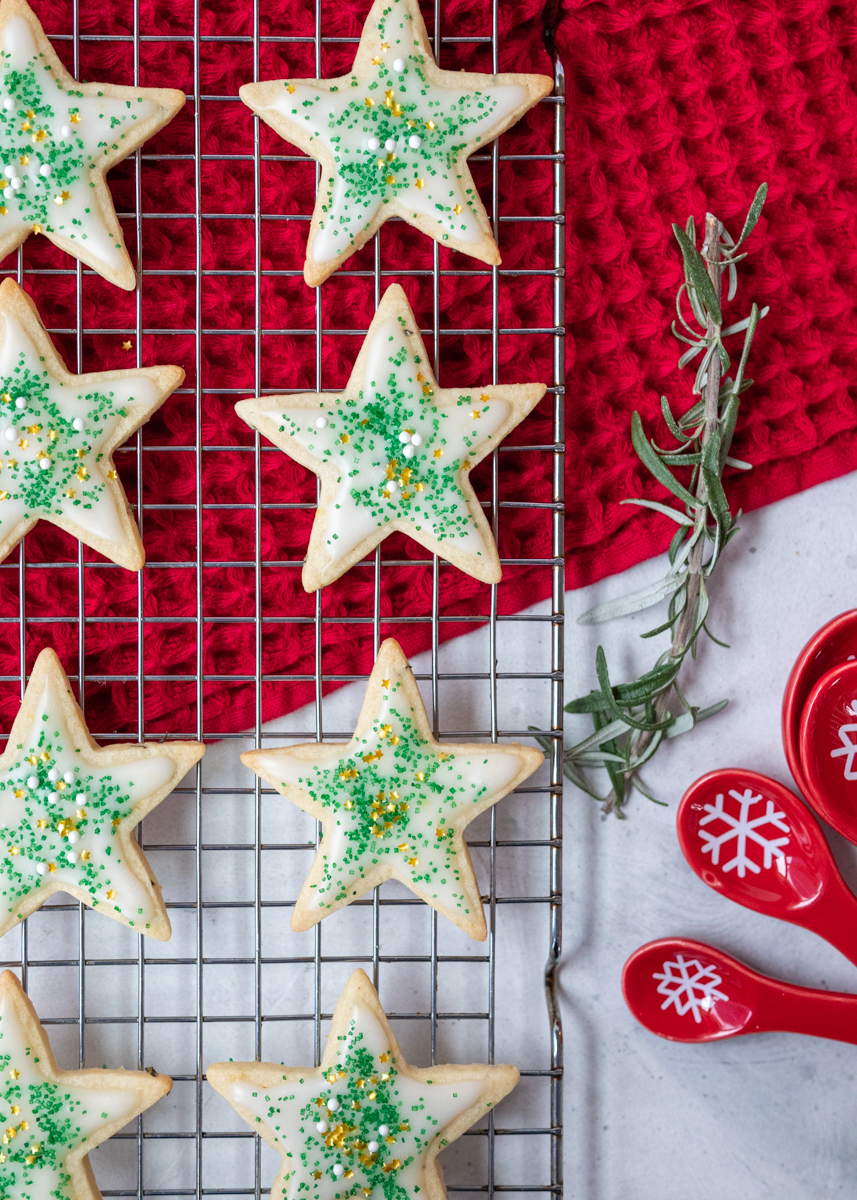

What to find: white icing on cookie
left=0, top=16, right=155, bottom=269
left=233, top=1001, right=483, bottom=1200
left=263, top=317, right=508, bottom=568
left=0, top=669, right=176, bottom=932
left=0, top=988, right=141, bottom=1200
left=0, top=311, right=159, bottom=546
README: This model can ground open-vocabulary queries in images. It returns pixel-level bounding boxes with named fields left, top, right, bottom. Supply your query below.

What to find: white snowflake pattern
left=697, top=787, right=790, bottom=878
left=830, top=701, right=857, bottom=779
left=653, top=955, right=729, bottom=1023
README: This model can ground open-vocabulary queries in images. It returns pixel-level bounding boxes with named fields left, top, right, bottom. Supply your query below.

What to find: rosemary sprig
left=552, top=185, right=768, bottom=817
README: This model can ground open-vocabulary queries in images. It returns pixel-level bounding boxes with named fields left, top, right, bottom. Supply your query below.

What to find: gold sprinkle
left=415, top=178, right=424, bottom=189
left=107, top=469, right=117, bottom=480
left=17, top=439, right=27, bottom=450
left=392, top=103, right=402, bottom=117
left=48, top=428, right=57, bottom=441
left=471, top=410, right=481, bottom=419
left=64, top=488, right=75, bottom=498
left=40, top=753, right=49, bottom=762
left=422, top=384, right=432, bottom=395
left=436, top=827, right=446, bottom=839
left=20, top=121, right=30, bottom=132
left=32, top=223, right=41, bottom=234
left=286, top=84, right=295, bottom=93
left=76, top=809, right=87, bottom=820
left=26, top=424, right=40, bottom=435
left=76, top=466, right=88, bottom=480
left=122, top=340, right=133, bottom=350
left=106, top=889, right=116, bottom=900
left=8, top=1070, right=18, bottom=1080
left=0, top=205, right=7, bottom=216
left=385, top=88, right=394, bottom=100
left=385, top=174, right=395, bottom=185
left=381, top=679, right=390, bottom=689
left=25, top=110, right=34, bottom=119
left=371, top=56, right=382, bottom=65
left=380, top=41, right=390, bottom=50
left=36, top=820, right=47, bottom=829
left=433, top=449, right=442, bottom=459
left=0, top=1153, right=5, bottom=1161
left=312, top=1171, right=322, bottom=1180
left=365, top=98, right=374, bottom=107
left=0, top=492, right=8, bottom=501
left=453, top=204, right=462, bottom=213
left=406, top=856, right=418, bottom=867
left=77, top=448, right=85, bottom=458
left=386, top=151, right=394, bottom=163
left=12, top=790, right=22, bottom=799
left=112, top=818, right=121, bottom=828
left=426, top=120, right=436, bottom=129
left=9, top=1108, right=18, bottom=1116
left=415, top=482, right=424, bottom=491
left=24, top=1155, right=35, bottom=1164
left=462, top=459, right=471, bottom=469
left=18, top=155, right=28, bottom=166
left=70, top=113, right=80, bottom=125
left=480, top=392, right=490, bottom=402
left=80, top=850, right=90, bottom=861
left=47, top=863, right=55, bottom=873
left=415, top=771, right=425, bottom=781
left=8, top=847, right=18, bottom=856
left=31, top=129, right=46, bottom=142
left=407, top=119, right=416, bottom=128
left=0, top=394, right=9, bottom=404
left=339, top=433, right=349, bottom=444
left=19, top=1122, right=27, bottom=1131
left=344, top=799, right=353, bottom=810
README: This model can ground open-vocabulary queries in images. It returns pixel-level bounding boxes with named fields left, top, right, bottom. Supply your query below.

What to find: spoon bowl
left=782, top=610, right=857, bottom=800
left=623, top=937, right=857, bottom=1045
left=800, top=660, right=857, bottom=844
left=676, top=769, right=857, bottom=966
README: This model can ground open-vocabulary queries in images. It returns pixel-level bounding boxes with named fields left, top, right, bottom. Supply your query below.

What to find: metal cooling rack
left=0, top=0, right=565, bottom=1198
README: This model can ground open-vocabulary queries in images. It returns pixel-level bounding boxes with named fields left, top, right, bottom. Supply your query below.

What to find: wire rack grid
left=0, top=1, right=565, bottom=1199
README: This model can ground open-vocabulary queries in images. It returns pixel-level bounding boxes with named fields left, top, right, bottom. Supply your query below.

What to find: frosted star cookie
left=0, top=278, right=183, bottom=570
left=236, top=285, right=545, bottom=590
left=0, top=0, right=185, bottom=289
left=241, top=638, right=541, bottom=940
left=0, top=969, right=171, bottom=1199
left=0, top=648, right=204, bottom=941
left=239, top=0, right=552, bottom=285
left=208, top=968, right=518, bottom=1200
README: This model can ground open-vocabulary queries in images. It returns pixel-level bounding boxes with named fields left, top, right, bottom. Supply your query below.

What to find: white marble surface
left=562, top=470, right=857, bottom=1199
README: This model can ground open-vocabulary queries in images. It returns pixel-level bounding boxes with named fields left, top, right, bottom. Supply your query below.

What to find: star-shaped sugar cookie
left=0, top=0, right=185, bottom=289
left=208, top=968, right=518, bottom=1200
left=236, top=285, right=545, bottom=591
left=241, top=638, right=541, bottom=940
left=0, top=648, right=204, bottom=941
left=0, top=969, right=171, bottom=1200
left=239, top=0, right=552, bottom=285
left=0, top=279, right=183, bottom=570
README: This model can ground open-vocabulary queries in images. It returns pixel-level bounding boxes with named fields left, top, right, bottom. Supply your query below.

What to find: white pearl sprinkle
left=66, top=831, right=80, bottom=845
left=385, top=138, right=396, bottom=152
left=76, top=792, right=88, bottom=802
left=10, top=178, right=22, bottom=191
left=327, top=1098, right=339, bottom=1112
left=36, top=862, right=46, bottom=876
left=39, top=163, right=51, bottom=177
left=48, top=768, right=60, bottom=782
left=47, top=792, right=58, bottom=804
left=65, top=850, right=78, bottom=864
left=60, top=125, right=71, bottom=138
left=316, top=1119, right=328, bottom=1133
left=386, top=479, right=399, bottom=494
left=398, top=430, right=411, bottom=443
left=403, top=444, right=415, bottom=459
left=14, top=397, right=26, bottom=409
left=4, top=428, right=15, bottom=442
left=410, top=432, right=423, bottom=446
left=26, top=776, right=38, bottom=789
left=408, top=134, right=422, bottom=149
left=379, top=1125, right=390, bottom=1137
left=2, top=99, right=12, bottom=112
left=367, top=136, right=380, bottom=152
left=72, top=417, right=84, bottom=432
left=315, top=416, right=328, bottom=429
left=3, top=188, right=11, bottom=200
left=393, top=57, right=406, bottom=72
left=332, top=1165, right=344, bottom=1179
left=368, top=1140, right=379, bottom=1154
left=38, top=457, right=51, bottom=471
left=63, top=771, right=75, bottom=784
left=3, top=166, right=14, bottom=179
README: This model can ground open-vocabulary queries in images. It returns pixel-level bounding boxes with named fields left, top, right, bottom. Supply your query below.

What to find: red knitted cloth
left=3, top=0, right=856, bottom=736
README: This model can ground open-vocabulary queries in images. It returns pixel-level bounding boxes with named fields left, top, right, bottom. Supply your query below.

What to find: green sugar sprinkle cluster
left=0, top=47, right=143, bottom=236
left=0, top=1051, right=88, bottom=1199
left=289, top=690, right=492, bottom=913
left=254, top=1022, right=444, bottom=1198
left=281, top=323, right=489, bottom=550
left=0, top=352, right=126, bottom=523
left=0, top=716, right=143, bottom=925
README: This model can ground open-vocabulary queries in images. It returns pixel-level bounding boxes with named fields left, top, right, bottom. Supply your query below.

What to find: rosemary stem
left=601, top=213, right=723, bottom=815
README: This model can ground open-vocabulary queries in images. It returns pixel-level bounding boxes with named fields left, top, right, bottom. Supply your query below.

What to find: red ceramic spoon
left=782, top=609, right=857, bottom=801
left=800, top=660, right=857, bottom=844
left=677, top=768, right=857, bottom=965
left=623, top=937, right=857, bottom=1044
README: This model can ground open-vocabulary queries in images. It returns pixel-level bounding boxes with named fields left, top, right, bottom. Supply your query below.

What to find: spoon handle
left=809, top=885, right=857, bottom=970
left=758, top=982, right=857, bottom=1045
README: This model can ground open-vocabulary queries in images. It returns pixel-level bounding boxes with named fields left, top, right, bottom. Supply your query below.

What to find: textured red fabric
left=3, top=0, right=857, bottom=737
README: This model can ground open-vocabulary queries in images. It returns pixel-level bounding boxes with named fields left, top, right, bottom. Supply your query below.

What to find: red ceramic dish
left=623, top=937, right=857, bottom=1045
left=677, top=769, right=857, bottom=964
left=782, top=610, right=857, bottom=800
